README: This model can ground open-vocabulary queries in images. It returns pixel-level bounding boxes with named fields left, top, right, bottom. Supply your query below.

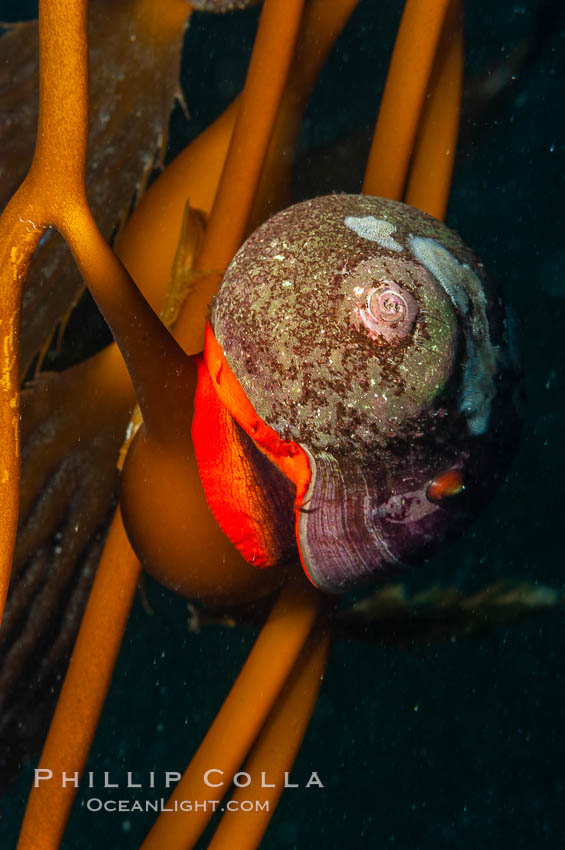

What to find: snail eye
left=426, top=468, right=466, bottom=503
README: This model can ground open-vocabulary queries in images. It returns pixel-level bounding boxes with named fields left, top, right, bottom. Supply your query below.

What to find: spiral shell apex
left=360, top=281, right=418, bottom=341
left=202, top=194, right=521, bottom=592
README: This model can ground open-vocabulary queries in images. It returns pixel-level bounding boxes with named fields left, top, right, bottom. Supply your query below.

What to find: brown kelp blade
left=0, top=357, right=131, bottom=791
left=0, top=22, right=37, bottom=210
left=0, top=0, right=189, bottom=377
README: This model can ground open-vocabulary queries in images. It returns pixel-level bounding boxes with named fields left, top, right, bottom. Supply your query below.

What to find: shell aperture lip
left=296, top=446, right=466, bottom=593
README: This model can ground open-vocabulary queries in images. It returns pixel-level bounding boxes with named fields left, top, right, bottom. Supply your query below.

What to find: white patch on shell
left=409, top=235, right=498, bottom=436
left=344, top=216, right=404, bottom=252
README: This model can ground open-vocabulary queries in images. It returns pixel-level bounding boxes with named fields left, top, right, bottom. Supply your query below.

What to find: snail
left=191, top=194, right=521, bottom=593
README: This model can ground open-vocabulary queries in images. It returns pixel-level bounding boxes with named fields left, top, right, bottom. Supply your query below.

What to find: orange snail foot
left=119, top=425, right=284, bottom=607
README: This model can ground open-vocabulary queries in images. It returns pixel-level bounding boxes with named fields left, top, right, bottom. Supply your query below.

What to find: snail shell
left=198, top=194, right=521, bottom=592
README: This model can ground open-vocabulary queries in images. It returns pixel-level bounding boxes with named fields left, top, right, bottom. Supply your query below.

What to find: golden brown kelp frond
left=0, top=185, right=208, bottom=788
left=0, top=353, right=133, bottom=789
left=335, top=580, right=564, bottom=647
left=193, top=580, right=563, bottom=648
left=0, top=515, right=110, bottom=793
left=0, top=0, right=191, bottom=376
left=16, top=355, right=132, bottom=563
